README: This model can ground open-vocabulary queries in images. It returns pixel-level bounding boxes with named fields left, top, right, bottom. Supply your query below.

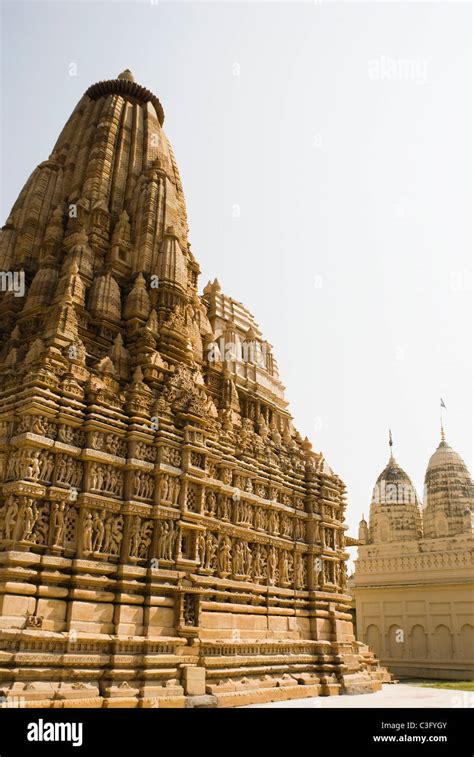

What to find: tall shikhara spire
left=0, top=73, right=385, bottom=707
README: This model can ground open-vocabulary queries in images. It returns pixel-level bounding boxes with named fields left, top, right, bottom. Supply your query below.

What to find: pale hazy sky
left=1, top=1, right=472, bottom=549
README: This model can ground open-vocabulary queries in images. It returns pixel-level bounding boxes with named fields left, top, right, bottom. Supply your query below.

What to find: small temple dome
left=368, top=441, right=422, bottom=543
left=373, top=457, right=419, bottom=502
left=423, top=430, right=474, bottom=538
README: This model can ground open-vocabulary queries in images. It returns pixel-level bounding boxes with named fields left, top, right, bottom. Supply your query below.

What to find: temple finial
left=117, top=69, right=134, bottom=82
left=440, top=398, right=447, bottom=443
left=389, top=428, right=393, bottom=458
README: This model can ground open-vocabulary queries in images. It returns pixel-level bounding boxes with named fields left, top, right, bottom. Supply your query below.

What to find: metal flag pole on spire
left=440, top=398, right=447, bottom=441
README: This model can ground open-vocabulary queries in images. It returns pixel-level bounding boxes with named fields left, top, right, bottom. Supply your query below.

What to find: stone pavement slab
left=244, top=683, right=474, bottom=708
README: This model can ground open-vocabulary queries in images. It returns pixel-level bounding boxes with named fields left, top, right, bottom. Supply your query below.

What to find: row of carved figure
left=195, top=490, right=307, bottom=540
left=195, top=529, right=308, bottom=587
left=9, top=416, right=169, bottom=463
left=2, top=449, right=334, bottom=534
left=1, top=441, right=321, bottom=515
left=89, top=464, right=124, bottom=496
left=0, top=487, right=343, bottom=569
left=0, top=471, right=337, bottom=550
left=5, top=449, right=82, bottom=487
left=5, top=381, right=316, bottom=470
left=13, top=417, right=123, bottom=456
left=0, top=497, right=348, bottom=588
left=3, top=449, right=181, bottom=503
left=3, top=405, right=338, bottom=497
left=0, top=496, right=150, bottom=558
left=0, top=496, right=53, bottom=545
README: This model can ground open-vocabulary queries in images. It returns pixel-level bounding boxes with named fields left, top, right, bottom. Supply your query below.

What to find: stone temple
left=354, top=430, right=473, bottom=680
left=0, top=71, right=386, bottom=707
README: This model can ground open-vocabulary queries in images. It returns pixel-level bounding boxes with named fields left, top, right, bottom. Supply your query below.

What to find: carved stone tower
left=423, top=429, right=474, bottom=539
left=0, top=72, right=385, bottom=707
left=368, top=451, right=422, bottom=544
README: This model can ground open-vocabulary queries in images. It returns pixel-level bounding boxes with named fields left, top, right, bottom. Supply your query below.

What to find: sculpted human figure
left=90, top=464, right=98, bottom=490
left=110, top=469, right=118, bottom=494
left=6, top=455, right=14, bottom=480
left=268, top=509, right=278, bottom=535
left=103, top=467, right=111, bottom=491
left=234, top=541, right=245, bottom=575
left=268, top=547, right=278, bottom=584
left=243, top=542, right=252, bottom=574
left=280, top=514, right=290, bottom=536
left=39, top=451, right=49, bottom=480
left=26, top=450, right=41, bottom=480
left=271, top=421, right=281, bottom=447
left=58, top=425, right=74, bottom=444
left=65, top=457, right=74, bottom=484
left=206, top=491, right=216, bottom=516
left=204, top=531, right=217, bottom=569
left=279, top=550, right=289, bottom=583
left=52, top=502, right=67, bottom=547
left=5, top=497, right=19, bottom=540
left=133, top=470, right=141, bottom=497
left=92, top=511, right=105, bottom=552
left=232, top=541, right=240, bottom=575
left=251, top=544, right=262, bottom=579
left=94, top=465, right=102, bottom=490
left=140, top=521, right=153, bottom=559
left=44, top=453, right=55, bottom=481
left=172, top=478, right=180, bottom=504
left=110, top=516, right=123, bottom=556
left=257, top=413, right=269, bottom=442
left=165, top=521, right=176, bottom=561
left=21, top=499, right=38, bottom=541
left=157, top=520, right=169, bottom=559
left=55, top=456, right=66, bottom=483
left=225, top=498, right=233, bottom=521
left=145, top=476, right=154, bottom=499
left=83, top=513, right=93, bottom=552
left=295, top=554, right=305, bottom=589
left=91, top=432, right=103, bottom=450
left=287, top=552, right=294, bottom=583
left=103, top=516, right=113, bottom=553
left=31, top=416, right=46, bottom=436
left=218, top=536, right=231, bottom=573
left=106, top=434, right=119, bottom=455
left=197, top=530, right=206, bottom=565
left=117, top=472, right=123, bottom=498
left=129, top=516, right=141, bottom=557
left=72, top=462, right=82, bottom=488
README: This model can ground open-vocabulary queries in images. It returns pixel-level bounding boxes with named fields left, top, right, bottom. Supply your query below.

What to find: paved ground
left=246, top=683, right=474, bottom=708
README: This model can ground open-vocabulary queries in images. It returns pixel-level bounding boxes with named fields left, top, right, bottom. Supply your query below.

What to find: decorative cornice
left=85, top=77, right=165, bottom=125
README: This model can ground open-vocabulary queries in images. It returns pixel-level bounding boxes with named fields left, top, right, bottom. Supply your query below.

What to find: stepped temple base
left=0, top=551, right=386, bottom=708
